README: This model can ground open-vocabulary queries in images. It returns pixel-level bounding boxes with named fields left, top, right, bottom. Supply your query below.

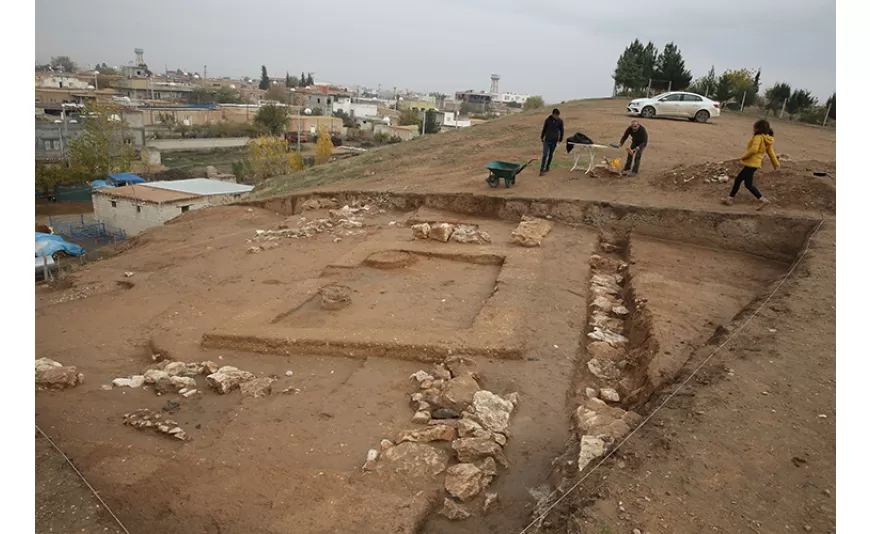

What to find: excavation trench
left=227, top=193, right=808, bottom=532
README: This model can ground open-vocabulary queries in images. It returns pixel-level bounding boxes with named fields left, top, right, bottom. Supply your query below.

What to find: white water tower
left=490, top=74, right=500, bottom=95
left=134, top=48, right=145, bottom=66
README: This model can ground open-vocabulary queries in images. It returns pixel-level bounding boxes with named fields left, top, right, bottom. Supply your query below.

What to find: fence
left=49, top=214, right=127, bottom=251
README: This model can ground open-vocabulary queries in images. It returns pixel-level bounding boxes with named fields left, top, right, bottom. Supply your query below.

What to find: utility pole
left=646, top=78, right=652, bottom=98
left=740, top=91, right=747, bottom=112
left=822, top=103, right=831, bottom=126
left=667, top=80, right=672, bottom=92
left=779, top=98, right=787, bottom=119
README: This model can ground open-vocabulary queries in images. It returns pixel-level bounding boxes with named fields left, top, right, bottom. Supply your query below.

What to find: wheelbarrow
left=485, top=158, right=538, bottom=189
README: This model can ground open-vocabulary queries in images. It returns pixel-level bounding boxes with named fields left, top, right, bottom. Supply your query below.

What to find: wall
left=36, top=122, right=145, bottom=159
left=37, top=76, right=92, bottom=89
left=139, top=107, right=221, bottom=126
left=35, top=88, right=119, bottom=106
left=333, top=100, right=379, bottom=118
left=93, top=194, right=211, bottom=236
left=145, top=138, right=249, bottom=151
left=373, top=124, right=419, bottom=141
left=288, top=115, right=343, bottom=135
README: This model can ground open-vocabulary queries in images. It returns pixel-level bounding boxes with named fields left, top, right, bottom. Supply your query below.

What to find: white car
left=626, top=92, right=721, bottom=123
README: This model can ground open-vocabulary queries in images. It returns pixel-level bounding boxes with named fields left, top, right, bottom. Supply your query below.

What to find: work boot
left=757, top=197, right=771, bottom=211
left=627, top=171, right=637, bottom=177
left=539, top=170, right=545, bottom=176
left=722, top=197, right=734, bottom=206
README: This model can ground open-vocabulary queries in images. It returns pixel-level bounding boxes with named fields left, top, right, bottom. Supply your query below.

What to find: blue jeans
left=541, top=141, right=557, bottom=170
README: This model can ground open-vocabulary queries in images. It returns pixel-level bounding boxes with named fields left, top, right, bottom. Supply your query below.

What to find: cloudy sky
left=36, top=0, right=835, bottom=102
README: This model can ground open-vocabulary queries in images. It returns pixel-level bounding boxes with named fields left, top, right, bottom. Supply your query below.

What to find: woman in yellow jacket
left=723, top=119, right=780, bottom=210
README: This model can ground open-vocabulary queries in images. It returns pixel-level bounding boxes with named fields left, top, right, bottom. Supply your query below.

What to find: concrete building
left=37, top=75, right=92, bottom=89
left=35, top=120, right=146, bottom=160
left=92, top=179, right=254, bottom=236
left=333, top=97, right=379, bottom=119
left=110, top=79, right=193, bottom=102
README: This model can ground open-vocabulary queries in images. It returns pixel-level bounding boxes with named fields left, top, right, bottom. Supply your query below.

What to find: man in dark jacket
left=539, top=108, right=564, bottom=175
left=618, top=120, right=648, bottom=176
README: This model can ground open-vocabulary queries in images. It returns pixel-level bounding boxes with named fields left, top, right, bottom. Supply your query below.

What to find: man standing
left=618, top=120, right=648, bottom=176
left=539, top=108, right=564, bottom=176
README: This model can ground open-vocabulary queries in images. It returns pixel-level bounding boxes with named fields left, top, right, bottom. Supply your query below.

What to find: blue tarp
left=107, top=173, right=145, bottom=186
left=90, top=179, right=115, bottom=190
left=36, top=232, right=85, bottom=258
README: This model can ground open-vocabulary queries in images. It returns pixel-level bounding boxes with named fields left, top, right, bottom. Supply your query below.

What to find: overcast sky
left=35, top=0, right=835, bottom=102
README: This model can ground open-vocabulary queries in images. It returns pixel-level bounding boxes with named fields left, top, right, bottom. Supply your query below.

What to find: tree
left=97, top=65, right=117, bottom=75
left=612, top=39, right=645, bottom=94
left=156, top=111, right=177, bottom=129
left=719, top=69, right=758, bottom=106
left=641, top=42, right=659, bottom=81
left=398, top=108, right=420, bottom=126
left=753, top=69, right=761, bottom=91
left=189, top=87, right=241, bottom=104
left=333, top=109, right=356, bottom=128
left=285, top=72, right=292, bottom=87
left=826, top=93, right=836, bottom=120
left=300, top=72, right=307, bottom=86
left=315, top=126, right=333, bottom=164
left=307, top=73, right=315, bottom=86
left=67, top=103, right=137, bottom=179
left=259, top=66, right=270, bottom=90
left=689, top=66, right=717, bottom=97
left=523, top=96, right=545, bottom=111
left=714, top=75, right=733, bottom=105
left=265, top=85, right=287, bottom=102
left=50, top=56, right=76, bottom=72
left=253, top=103, right=288, bottom=136
left=764, top=82, right=792, bottom=112
left=245, top=136, right=302, bottom=182
left=786, top=89, right=817, bottom=116
left=656, top=42, right=692, bottom=91
left=419, top=110, right=440, bottom=134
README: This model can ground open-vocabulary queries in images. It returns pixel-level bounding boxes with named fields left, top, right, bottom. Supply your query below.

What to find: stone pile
left=35, top=358, right=84, bottom=390
left=510, top=216, right=554, bottom=247
left=410, top=223, right=492, bottom=245
left=111, top=359, right=275, bottom=398
left=585, top=245, right=632, bottom=392
left=250, top=203, right=374, bottom=247
left=573, top=397, right=642, bottom=472
left=123, top=408, right=189, bottom=441
left=369, top=357, right=518, bottom=520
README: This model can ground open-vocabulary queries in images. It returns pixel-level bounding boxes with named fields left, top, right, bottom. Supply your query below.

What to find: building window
left=111, top=201, right=117, bottom=208
left=52, top=140, right=60, bottom=151
left=43, top=140, right=51, bottom=151
left=136, top=205, right=142, bottom=213
left=180, top=205, right=190, bottom=213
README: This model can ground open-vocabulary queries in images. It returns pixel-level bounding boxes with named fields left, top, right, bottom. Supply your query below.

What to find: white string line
left=35, top=424, right=132, bottom=534
left=518, top=219, right=825, bottom=534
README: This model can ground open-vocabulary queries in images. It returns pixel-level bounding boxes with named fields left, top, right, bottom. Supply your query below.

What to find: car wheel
left=695, top=110, right=710, bottom=123
left=641, top=106, right=656, bottom=118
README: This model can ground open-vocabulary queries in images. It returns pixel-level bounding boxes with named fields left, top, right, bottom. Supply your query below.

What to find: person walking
left=723, top=119, right=780, bottom=210
left=618, top=120, right=648, bottom=177
left=539, top=108, right=564, bottom=176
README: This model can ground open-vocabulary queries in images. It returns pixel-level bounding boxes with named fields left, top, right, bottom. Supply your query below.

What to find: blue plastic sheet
left=90, top=180, right=115, bottom=190
left=107, top=173, right=145, bottom=186
left=35, top=232, right=85, bottom=258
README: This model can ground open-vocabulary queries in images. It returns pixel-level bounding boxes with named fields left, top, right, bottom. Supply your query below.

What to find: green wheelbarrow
left=484, top=158, right=539, bottom=189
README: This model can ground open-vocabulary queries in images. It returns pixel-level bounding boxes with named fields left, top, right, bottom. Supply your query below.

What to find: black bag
left=566, top=132, right=594, bottom=153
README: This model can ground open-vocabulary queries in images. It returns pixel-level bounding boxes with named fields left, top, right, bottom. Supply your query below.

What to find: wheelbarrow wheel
left=486, top=175, right=500, bottom=188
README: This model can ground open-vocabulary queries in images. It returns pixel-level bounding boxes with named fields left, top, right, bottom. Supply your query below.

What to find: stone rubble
left=35, top=358, right=84, bottom=390
left=319, top=284, right=352, bottom=311
left=123, top=408, right=189, bottom=441
left=429, top=223, right=455, bottom=242
left=410, top=222, right=492, bottom=245
left=510, top=216, right=554, bottom=247
left=367, top=359, right=518, bottom=519
left=239, top=377, right=274, bottom=398
left=483, top=492, right=499, bottom=514
left=206, top=366, right=257, bottom=394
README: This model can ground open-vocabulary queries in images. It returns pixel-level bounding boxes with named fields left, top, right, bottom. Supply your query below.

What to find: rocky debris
left=299, top=198, right=339, bottom=211
left=577, top=435, right=607, bottom=471
left=483, top=492, right=499, bottom=514
left=206, top=366, right=256, bottom=394
left=600, top=388, right=621, bottom=403
left=574, top=397, right=642, bottom=445
left=319, top=284, right=352, bottom=311
left=362, top=449, right=379, bottom=472
left=590, top=312, right=625, bottom=333
left=163, top=361, right=196, bottom=377
left=445, top=463, right=489, bottom=502
left=585, top=387, right=599, bottom=398
left=410, top=370, right=435, bottom=383
left=587, top=358, right=621, bottom=381
left=396, top=424, right=456, bottom=444
left=429, top=223, right=456, bottom=243
left=452, top=437, right=508, bottom=467
left=445, top=355, right=478, bottom=379
left=129, top=375, right=146, bottom=388
left=441, top=374, right=481, bottom=411
left=240, top=377, right=274, bottom=398
left=589, top=254, right=627, bottom=272
left=588, top=327, right=629, bottom=347
left=180, top=388, right=198, bottom=398
left=432, top=364, right=452, bottom=381
left=144, top=369, right=169, bottom=384
left=510, top=216, right=554, bottom=247
left=475, top=457, right=498, bottom=477
left=411, top=411, right=431, bottom=424
left=382, top=442, right=450, bottom=480
left=411, top=223, right=431, bottom=240
left=123, top=409, right=189, bottom=441
left=284, top=370, right=294, bottom=377
left=467, top=391, right=515, bottom=434
left=439, top=498, right=471, bottom=521
left=380, top=439, right=395, bottom=451
left=170, top=376, right=196, bottom=391
left=505, top=392, right=520, bottom=406
left=612, top=305, right=630, bottom=316
left=35, top=358, right=83, bottom=390
left=592, top=295, right=616, bottom=313
left=450, top=225, right=492, bottom=245
left=112, top=377, right=132, bottom=388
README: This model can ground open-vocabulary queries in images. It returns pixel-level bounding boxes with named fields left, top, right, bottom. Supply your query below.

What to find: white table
left=567, top=143, right=612, bottom=174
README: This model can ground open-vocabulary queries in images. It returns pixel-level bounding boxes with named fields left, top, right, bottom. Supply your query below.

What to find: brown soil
left=36, top=98, right=835, bottom=534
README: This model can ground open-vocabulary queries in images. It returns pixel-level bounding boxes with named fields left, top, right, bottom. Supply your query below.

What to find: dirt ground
left=35, top=98, right=835, bottom=533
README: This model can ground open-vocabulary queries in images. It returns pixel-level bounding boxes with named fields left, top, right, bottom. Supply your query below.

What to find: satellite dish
left=304, top=108, right=312, bottom=115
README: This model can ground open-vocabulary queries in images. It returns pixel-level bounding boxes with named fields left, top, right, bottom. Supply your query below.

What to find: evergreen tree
left=285, top=72, right=291, bottom=88
left=641, top=42, right=659, bottom=81
left=656, top=42, right=692, bottom=91
left=612, top=39, right=645, bottom=94
left=259, top=65, right=270, bottom=90
left=301, top=72, right=306, bottom=86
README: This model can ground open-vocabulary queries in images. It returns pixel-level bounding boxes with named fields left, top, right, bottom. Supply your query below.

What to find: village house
left=92, top=178, right=253, bottom=236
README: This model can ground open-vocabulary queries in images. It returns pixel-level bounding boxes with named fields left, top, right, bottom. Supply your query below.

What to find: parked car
left=626, top=92, right=721, bottom=123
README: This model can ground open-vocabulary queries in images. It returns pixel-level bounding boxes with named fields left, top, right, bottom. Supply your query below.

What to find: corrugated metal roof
left=143, top=179, right=254, bottom=196
left=93, top=185, right=199, bottom=204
